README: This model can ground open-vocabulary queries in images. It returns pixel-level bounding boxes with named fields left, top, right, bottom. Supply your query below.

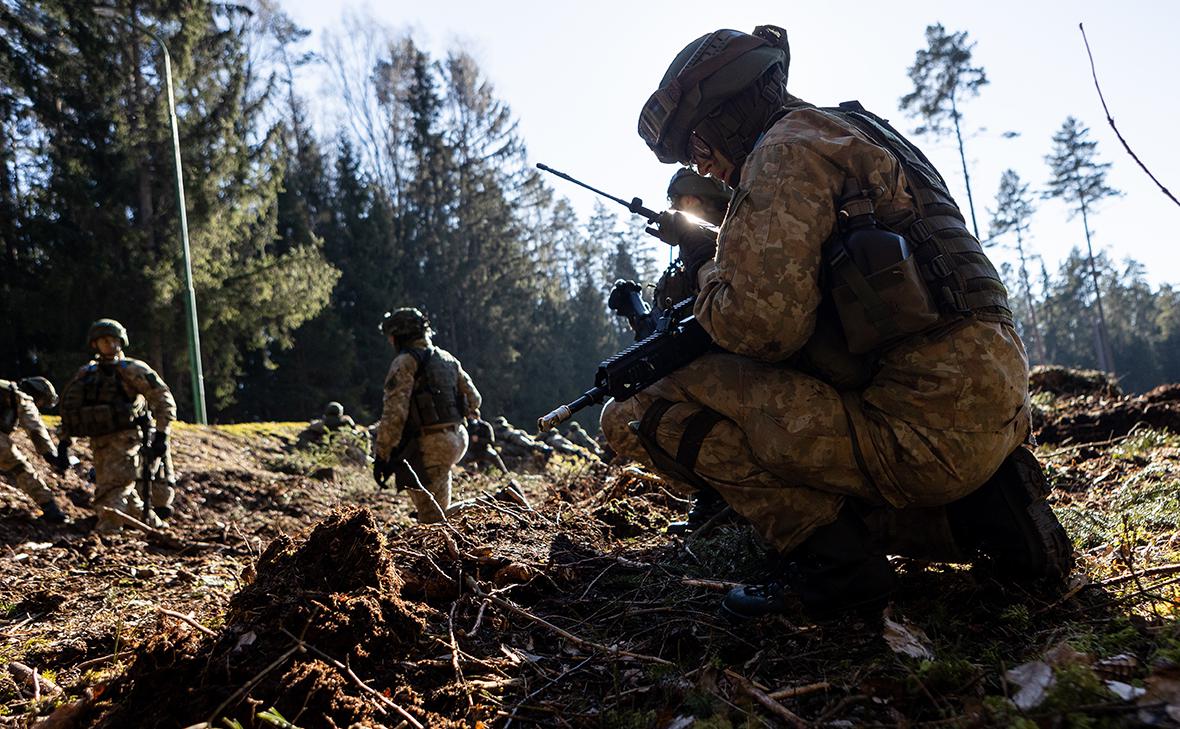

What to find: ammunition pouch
left=405, top=348, right=466, bottom=431
left=59, top=363, right=141, bottom=438
left=820, top=102, right=1013, bottom=353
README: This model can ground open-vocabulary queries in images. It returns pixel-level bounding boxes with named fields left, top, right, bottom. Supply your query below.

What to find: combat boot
left=721, top=505, right=896, bottom=621
left=667, top=485, right=729, bottom=535
left=947, top=446, right=1073, bottom=583
left=38, top=499, right=69, bottom=525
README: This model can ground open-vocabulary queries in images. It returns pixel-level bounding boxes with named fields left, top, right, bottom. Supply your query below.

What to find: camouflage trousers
left=408, top=424, right=469, bottom=524
left=91, top=429, right=146, bottom=533
left=0, top=432, right=53, bottom=506
left=601, top=352, right=1028, bottom=553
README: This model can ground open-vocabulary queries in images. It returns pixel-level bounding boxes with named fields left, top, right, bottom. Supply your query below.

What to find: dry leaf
left=882, top=613, right=934, bottom=660
left=1005, top=660, right=1054, bottom=711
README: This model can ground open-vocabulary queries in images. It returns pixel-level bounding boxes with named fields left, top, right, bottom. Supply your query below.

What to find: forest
left=3, top=3, right=1177, bottom=425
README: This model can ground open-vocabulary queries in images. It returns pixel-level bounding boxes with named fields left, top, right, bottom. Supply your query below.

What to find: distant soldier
left=539, top=428, right=591, bottom=459
left=653, top=168, right=733, bottom=311
left=463, top=417, right=508, bottom=473
left=0, top=377, right=69, bottom=523
left=298, top=401, right=359, bottom=447
left=59, top=319, right=176, bottom=534
left=564, top=421, right=605, bottom=459
left=493, top=416, right=552, bottom=469
left=373, top=308, right=482, bottom=524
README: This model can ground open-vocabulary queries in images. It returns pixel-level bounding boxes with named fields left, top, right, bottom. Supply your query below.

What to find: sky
left=281, top=0, right=1180, bottom=288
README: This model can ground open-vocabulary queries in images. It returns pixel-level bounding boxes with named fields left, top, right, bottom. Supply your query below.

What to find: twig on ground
left=465, top=576, right=673, bottom=666
left=449, top=602, right=474, bottom=709
left=204, top=644, right=302, bottom=726
left=158, top=607, right=217, bottom=636
left=503, top=655, right=595, bottom=729
left=686, top=506, right=733, bottom=542
left=682, top=577, right=743, bottom=592
left=73, top=653, right=117, bottom=672
left=468, top=599, right=490, bottom=638
left=727, top=670, right=809, bottom=728
left=7, top=662, right=61, bottom=697
left=1099, top=562, right=1180, bottom=587
left=768, top=681, right=832, bottom=700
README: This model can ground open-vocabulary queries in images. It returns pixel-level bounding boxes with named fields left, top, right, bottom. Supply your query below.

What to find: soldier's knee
left=600, top=399, right=642, bottom=453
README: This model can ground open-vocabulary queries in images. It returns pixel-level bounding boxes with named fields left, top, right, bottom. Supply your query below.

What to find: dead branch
left=682, top=577, right=744, bottom=592
left=727, top=670, right=810, bottom=728
left=7, top=662, right=61, bottom=697
left=465, top=576, right=673, bottom=666
left=158, top=608, right=217, bottom=637
left=1079, top=23, right=1179, bottom=208
left=449, top=602, right=474, bottom=709
left=1099, top=562, right=1180, bottom=587
left=768, top=681, right=833, bottom=700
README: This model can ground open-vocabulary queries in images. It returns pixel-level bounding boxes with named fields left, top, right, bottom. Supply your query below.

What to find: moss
left=914, top=658, right=980, bottom=695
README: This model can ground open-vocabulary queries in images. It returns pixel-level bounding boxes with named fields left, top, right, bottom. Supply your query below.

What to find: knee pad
left=630, top=399, right=725, bottom=491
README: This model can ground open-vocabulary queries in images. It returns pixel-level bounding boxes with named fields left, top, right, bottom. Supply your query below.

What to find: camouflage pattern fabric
left=408, top=424, right=469, bottom=524
left=0, top=388, right=56, bottom=506
left=92, top=429, right=145, bottom=533
left=69, top=354, right=175, bottom=533
left=374, top=335, right=481, bottom=461
left=564, top=422, right=605, bottom=458
left=603, top=106, right=1029, bottom=554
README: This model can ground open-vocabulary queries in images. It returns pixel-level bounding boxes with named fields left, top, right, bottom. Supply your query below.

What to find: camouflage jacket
left=693, top=104, right=1028, bottom=433
left=374, top=336, right=481, bottom=460
left=0, top=381, right=55, bottom=455
left=67, top=354, right=177, bottom=435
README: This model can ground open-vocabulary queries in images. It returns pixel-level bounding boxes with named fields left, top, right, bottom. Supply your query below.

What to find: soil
left=1032, top=366, right=1180, bottom=445
left=1, top=400, right=1178, bottom=728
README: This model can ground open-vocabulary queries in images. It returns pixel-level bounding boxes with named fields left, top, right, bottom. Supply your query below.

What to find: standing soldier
left=373, top=308, right=482, bottom=524
left=58, top=319, right=176, bottom=534
left=604, top=24, right=1071, bottom=618
left=0, top=378, right=69, bottom=522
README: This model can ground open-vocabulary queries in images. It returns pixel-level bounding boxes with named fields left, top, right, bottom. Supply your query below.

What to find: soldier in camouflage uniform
left=59, top=319, right=176, bottom=534
left=538, top=427, right=593, bottom=460
left=298, top=402, right=360, bottom=448
left=493, top=416, right=552, bottom=470
left=564, top=421, right=605, bottom=460
left=653, top=168, right=733, bottom=312
left=0, top=378, right=69, bottom=522
left=374, top=308, right=482, bottom=524
left=603, top=25, right=1071, bottom=618
left=463, top=417, right=508, bottom=473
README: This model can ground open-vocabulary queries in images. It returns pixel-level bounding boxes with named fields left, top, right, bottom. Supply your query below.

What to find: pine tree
left=900, top=24, right=988, bottom=238
left=989, top=170, right=1047, bottom=364
left=1044, top=116, right=1121, bottom=376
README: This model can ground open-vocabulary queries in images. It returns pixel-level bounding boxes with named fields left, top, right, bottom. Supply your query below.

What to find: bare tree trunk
left=1079, top=201, right=1116, bottom=377
left=1015, top=227, right=1048, bottom=364
left=950, top=92, right=980, bottom=239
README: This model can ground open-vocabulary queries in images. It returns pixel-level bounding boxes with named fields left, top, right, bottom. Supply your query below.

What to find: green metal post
left=96, top=9, right=207, bottom=423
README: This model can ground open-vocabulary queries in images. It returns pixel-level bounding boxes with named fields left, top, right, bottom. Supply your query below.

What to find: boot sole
left=989, top=447, right=1074, bottom=583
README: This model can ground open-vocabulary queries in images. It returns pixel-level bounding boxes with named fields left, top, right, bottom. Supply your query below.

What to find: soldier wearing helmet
left=373, top=308, right=483, bottom=523
left=0, top=377, right=70, bottom=523
left=605, top=25, right=1069, bottom=619
left=651, top=169, right=734, bottom=314
left=298, top=401, right=361, bottom=448
left=58, top=318, right=176, bottom=534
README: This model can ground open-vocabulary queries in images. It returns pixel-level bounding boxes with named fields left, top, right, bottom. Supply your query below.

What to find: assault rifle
left=137, top=416, right=164, bottom=521
left=537, top=297, right=711, bottom=431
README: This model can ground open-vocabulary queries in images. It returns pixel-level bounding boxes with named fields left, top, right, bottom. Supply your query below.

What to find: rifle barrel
left=537, top=388, right=605, bottom=431
left=536, top=163, right=659, bottom=221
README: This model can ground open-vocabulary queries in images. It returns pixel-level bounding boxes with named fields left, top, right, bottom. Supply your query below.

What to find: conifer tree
left=989, top=170, right=1047, bottom=364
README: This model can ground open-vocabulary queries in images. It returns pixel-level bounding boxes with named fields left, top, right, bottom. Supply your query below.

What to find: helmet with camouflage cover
left=324, top=402, right=344, bottom=418
left=87, top=318, right=129, bottom=349
left=638, top=25, right=790, bottom=173
left=667, top=168, right=733, bottom=207
left=379, top=307, right=429, bottom=338
left=18, top=377, right=58, bottom=410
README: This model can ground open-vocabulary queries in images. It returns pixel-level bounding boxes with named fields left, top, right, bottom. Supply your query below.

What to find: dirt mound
left=83, top=508, right=438, bottom=729
left=1029, top=365, right=1122, bottom=398
left=1032, top=368, right=1180, bottom=445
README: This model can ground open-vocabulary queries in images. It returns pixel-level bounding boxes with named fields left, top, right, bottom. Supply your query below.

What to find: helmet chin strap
left=694, top=67, right=788, bottom=187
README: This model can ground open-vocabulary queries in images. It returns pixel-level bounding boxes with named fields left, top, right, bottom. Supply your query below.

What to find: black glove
left=144, top=430, right=169, bottom=461
left=372, top=456, right=392, bottom=489
left=648, top=211, right=719, bottom=274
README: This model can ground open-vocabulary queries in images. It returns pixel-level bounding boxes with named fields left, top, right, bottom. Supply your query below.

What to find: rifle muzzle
left=538, top=405, right=572, bottom=432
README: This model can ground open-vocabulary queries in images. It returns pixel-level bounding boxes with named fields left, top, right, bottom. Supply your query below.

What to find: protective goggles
left=638, top=81, right=685, bottom=164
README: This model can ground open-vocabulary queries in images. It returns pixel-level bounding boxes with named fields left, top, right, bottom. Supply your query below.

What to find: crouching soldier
left=59, top=319, right=176, bottom=534
left=373, top=308, right=482, bottom=524
left=464, top=417, right=508, bottom=473
left=0, top=378, right=69, bottom=523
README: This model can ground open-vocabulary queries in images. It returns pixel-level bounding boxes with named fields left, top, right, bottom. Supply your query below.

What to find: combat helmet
left=667, top=167, right=733, bottom=207
left=638, top=25, right=790, bottom=168
left=380, top=307, right=429, bottom=338
left=324, top=401, right=344, bottom=418
left=87, top=318, right=129, bottom=349
left=18, top=377, right=58, bottom=410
